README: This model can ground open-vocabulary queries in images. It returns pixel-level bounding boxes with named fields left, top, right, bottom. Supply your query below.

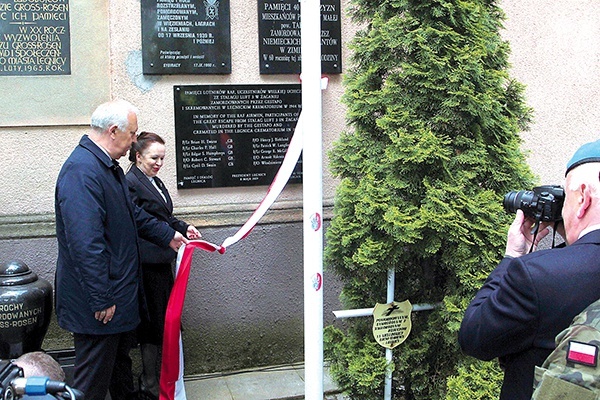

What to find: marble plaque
left=174, top=84, right=303, bottom=188
left=258, top=0, right=341, bottom=75
left=141, top=0, right=231, bottom=74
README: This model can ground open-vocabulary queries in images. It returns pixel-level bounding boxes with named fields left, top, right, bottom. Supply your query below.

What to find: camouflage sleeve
left=531, top=299, right=600, bottom=399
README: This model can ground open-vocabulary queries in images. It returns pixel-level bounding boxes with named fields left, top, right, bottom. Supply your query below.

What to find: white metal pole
left=384, top=269, right=395, bottom=400
left=387, top=269, right=395, bottom=303
left=301, top=0, right=323, bottom=398
left=332, top=303, right=439, bottom=319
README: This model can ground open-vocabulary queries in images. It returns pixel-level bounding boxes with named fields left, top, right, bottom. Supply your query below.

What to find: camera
left=0, top=359, right=23, bottom=399
left=503, top=185, right=565, bottom=222
left=0, top=359, right=81, bottom=399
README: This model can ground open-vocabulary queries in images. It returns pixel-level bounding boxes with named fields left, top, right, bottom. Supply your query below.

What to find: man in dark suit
left=459, top=138, right=600, bottom=400
left=55, top=100, right=188, bottom=400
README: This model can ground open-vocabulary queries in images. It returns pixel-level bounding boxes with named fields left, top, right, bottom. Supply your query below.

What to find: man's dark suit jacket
left=126, top=165, right=188, bottom=264
left=459, top=229, right=600, bottom=400
left=55, top=135, right=175, bottom=335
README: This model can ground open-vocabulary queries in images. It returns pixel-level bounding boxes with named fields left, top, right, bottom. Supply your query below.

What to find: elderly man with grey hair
left=459, top=138, right=600, bottom=399
left=55, top=99, right=188, bottom=400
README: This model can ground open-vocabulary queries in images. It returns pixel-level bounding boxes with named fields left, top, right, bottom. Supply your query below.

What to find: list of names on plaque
left=0, top=0, right=71, bottom=76
left=258, top=0, right=341, bottom=75
left=174, top=84, right=302, bottom=189
left=141, top=0, right=231, bottom=75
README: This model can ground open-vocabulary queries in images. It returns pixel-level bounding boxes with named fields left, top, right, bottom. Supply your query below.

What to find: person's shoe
left=137, top=389, right=158, bottom=400
left=138, top=374, right=159, bottom=400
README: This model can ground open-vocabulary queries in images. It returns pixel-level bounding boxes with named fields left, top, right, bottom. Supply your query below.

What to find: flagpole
left=301, top=0, right=324, bottom=398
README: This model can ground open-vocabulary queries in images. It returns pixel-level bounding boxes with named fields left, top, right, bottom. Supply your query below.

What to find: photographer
left=459, top=139, right=600, bottom=400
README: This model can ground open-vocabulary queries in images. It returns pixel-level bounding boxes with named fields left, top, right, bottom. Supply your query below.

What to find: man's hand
left=505, top=210, right=551, bottom=258
left=169, top=231, right=189, bottom=252
left=95, top=305, right=116, bottom=324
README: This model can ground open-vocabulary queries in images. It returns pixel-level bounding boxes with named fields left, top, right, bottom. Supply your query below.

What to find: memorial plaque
left=258, top=0, right=341, bottom=75
left=174, top=84, right=302, bottom=189
left=372, top=300, right=412, bottom=350
left=141, top=0, right=231, bottom=75
left=0, top=0, right=71, bottom=76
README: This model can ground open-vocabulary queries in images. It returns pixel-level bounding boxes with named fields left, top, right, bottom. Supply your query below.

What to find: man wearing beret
left=459, top=139, right=600, bottom=399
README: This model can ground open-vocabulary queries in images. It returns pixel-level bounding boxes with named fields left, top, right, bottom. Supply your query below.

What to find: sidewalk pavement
left=50, top=349, right=347, bottom=400
left=183, top=362, right=349, bottom=400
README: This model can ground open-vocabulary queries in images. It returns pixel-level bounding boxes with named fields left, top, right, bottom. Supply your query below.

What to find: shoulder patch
left=567, top=340, right=598, bottom=367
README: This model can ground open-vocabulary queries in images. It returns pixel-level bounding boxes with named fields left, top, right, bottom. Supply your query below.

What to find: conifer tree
left=324, top=0, right=536, bottom=398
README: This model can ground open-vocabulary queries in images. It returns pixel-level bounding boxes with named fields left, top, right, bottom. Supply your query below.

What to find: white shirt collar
left=578, top=224, right=600, bottom=239
left=89, top=138, right=112, bottom=162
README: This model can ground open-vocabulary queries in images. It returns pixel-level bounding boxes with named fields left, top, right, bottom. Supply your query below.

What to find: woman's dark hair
left=129, top=131, right=165, bottom=163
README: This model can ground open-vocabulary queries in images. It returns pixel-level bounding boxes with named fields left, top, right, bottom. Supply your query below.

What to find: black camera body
left=0, top=359, right=23, bottom=400
left=503, top=185, right=565, bottom=222
left=0, top=360, right=67, bottom=400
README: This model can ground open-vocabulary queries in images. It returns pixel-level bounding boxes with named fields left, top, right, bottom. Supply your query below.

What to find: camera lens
left=503, top=190, right=521, bottom=213
left=503, top=185, right=564, bottom=222
left=503, top=191, right=518, bottom=213
left=503, top=190, right=535, bottom=215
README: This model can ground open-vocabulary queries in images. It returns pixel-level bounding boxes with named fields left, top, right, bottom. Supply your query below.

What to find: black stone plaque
left=141, top=0, right=231, bottom=75
left=0, top=0, right=71, bottom=76
left=174, top=84, right=303, bottom=189
left=258, top=0, right=341, bottom=75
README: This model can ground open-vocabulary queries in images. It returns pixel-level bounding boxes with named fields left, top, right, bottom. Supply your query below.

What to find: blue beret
left=566, top=139, right=600, bottom=176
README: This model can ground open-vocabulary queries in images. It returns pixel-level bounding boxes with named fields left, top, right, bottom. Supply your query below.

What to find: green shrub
left=325, top=324, right=389, bottom=399
left=325, top=0, right=535, bottom=398
left=446, top=360, right=503, bottom=399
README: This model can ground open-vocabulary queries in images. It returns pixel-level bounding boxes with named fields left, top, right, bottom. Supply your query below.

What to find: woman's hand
left=186, top=225, right=201, bottom=240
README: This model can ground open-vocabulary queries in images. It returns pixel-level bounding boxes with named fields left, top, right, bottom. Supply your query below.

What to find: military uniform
left=532, top=298, right=600, bottom=399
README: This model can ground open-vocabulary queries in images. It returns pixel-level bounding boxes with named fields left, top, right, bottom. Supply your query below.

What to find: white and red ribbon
left=159, top=240, right=222, bottom=400
left=159, top=111, right=306, bottom=399
left=220, top=113, right=304, bottom=250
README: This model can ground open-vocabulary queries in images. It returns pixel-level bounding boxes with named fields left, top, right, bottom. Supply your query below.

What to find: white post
left=384, top=269, right=395, bottom=400
left=386, top=269, right=395, bottom=303
left=333, top=303, right=439, bottom=319
left=301, top=0, right=323, bottom=398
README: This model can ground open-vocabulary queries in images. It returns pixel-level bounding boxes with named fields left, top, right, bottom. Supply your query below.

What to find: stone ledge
left=0, top=200, right=334, bottom=240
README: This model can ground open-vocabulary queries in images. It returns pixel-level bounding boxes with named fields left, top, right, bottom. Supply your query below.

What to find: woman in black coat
left=126, top=132, right=200, bottom=398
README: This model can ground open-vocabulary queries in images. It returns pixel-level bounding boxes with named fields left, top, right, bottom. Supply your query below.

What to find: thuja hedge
left=324, top=0, right=536, bottom=398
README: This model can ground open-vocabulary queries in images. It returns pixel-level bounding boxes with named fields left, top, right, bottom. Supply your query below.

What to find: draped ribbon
left=159, top=241, right=222, bottom=400
left=158, top=111, right=306, bottom=399
left=220, top=113, right=304, bottom=249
